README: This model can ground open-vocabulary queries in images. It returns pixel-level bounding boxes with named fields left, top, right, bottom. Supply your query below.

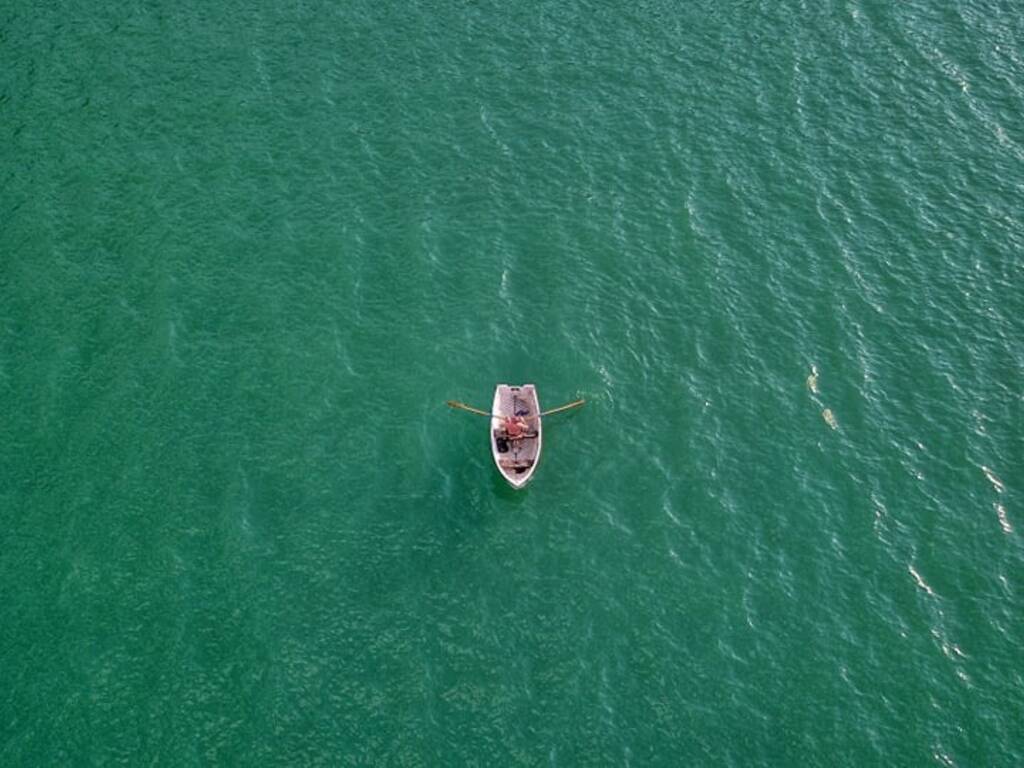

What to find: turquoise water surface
left=2, top=1, right=1022, bottom=764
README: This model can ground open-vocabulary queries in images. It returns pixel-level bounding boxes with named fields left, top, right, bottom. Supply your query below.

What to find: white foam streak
left=908, top=565, right=937, bottom=598
left=981, top=465, right=1004, bottom=494
left=995, top=503, right=1012, bottom=534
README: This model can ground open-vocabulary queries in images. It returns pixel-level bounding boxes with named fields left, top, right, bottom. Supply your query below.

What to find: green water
left=3, top=1, right=1022, bottom=764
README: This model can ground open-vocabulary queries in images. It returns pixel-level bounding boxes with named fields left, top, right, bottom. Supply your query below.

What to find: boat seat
left=499, top=458, right=535, bottom=469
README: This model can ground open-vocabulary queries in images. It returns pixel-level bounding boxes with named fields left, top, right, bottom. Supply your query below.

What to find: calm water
left=3, top=1, right=1022, bottom=764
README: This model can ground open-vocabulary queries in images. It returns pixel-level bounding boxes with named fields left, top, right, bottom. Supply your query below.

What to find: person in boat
left=504, top=415, right=532, bottom=440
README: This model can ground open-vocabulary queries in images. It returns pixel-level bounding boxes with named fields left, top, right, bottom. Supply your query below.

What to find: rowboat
left=490, top=384, right=542, bottom=489
left=446, top=390, right=585, bottom=488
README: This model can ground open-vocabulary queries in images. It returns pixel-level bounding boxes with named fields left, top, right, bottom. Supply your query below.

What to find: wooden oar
left=446, top=400, right=496, bottom=417
left=537, top=398, right=586, bottom=418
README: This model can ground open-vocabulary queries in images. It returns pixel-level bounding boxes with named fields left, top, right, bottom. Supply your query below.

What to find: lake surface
left=2, top=1, right=1022, bottom=764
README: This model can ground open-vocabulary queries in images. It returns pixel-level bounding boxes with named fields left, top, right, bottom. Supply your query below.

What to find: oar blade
left=446, top=400, right=495, bottom=417
left=539, top=398, right=586, bottom=418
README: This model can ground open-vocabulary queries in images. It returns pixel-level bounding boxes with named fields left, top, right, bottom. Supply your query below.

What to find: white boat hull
left=490, top=384, right=542, bottom=489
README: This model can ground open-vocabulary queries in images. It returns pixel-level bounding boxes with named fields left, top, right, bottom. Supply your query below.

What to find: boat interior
left=494, top=387, right=540, bottom=474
